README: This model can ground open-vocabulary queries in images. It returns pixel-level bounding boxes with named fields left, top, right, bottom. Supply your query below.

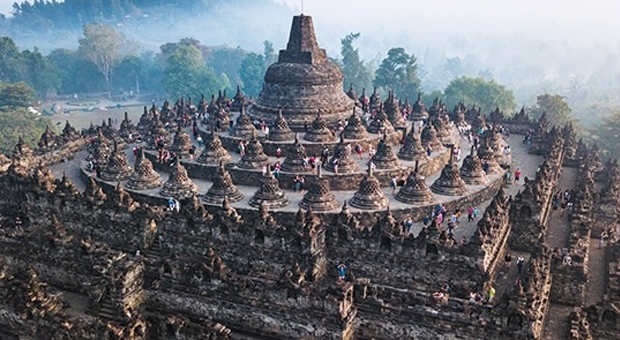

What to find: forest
left=0, top=0, right=619, bottom=158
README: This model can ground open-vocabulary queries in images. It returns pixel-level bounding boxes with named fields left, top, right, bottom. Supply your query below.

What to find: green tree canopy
left=373, top=47, right=420, bottom=99
left=531, top=93, right=574, bottom=126
left=19, top=48, right=61, bottom=98
left=0, top=108, right=50, bottom=153
left=48, top=48, right=105, bottom=94
left=444, top=76, right=516, bottom=115
left=0, top=81, right=35, bottom=110
left=590, top=110, right=620, bottom=159
left=162, top=44, right=227, bottom=100
left=340, top=33, right=372, bottom=93
left=0, top=36, right=22, bottom=83
left=238, top=40, right=276, bottom=98
left=239, top=52, right=265, bottom=98
left=78, top=22, right=132, bottom=94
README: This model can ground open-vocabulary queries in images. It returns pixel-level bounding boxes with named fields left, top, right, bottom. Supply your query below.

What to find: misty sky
left=272, top=0, right=620, bottom=54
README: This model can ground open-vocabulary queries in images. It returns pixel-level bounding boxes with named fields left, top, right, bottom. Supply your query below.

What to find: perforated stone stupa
left=431, top=146, right=468, bottom=196
left=299, top=174, right=339, bottom=211
left=395, top=161, right=435, bottom=205
left=159, top=158, right=198, bottom=200
left=125, top=147, right=163, bottom=190
left=248, top=14, right=355, bottom=129
left=281, top=134, right=308, bottom=172
left=325, top=135, right=359, bottom=174
left=342, top=107, right=369, bottom=140
left=196, top=130, right=232, bottom=165
left=349, top=164, right=389, bottom=210
left=203, top=161, right=244, bottom=204
left=99, top=141, right=133, bottom=182
left=231, top=105, right=257, bottom=139
left=460, top=146, right=488, bottom=185
left=237, top=133, right=269, bottom=169
left=249, top=167, right=290, bottom=209
left=398, top=123, right=428, bottom=161
left=371, top=132, right=400, bottom=169
left=268, top=110, right=295, bottom=142
left=169, top=124, right=193, bottom=158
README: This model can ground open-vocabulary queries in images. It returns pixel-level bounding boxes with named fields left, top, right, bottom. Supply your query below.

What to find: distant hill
left=1, top=0, right=294, bottom=54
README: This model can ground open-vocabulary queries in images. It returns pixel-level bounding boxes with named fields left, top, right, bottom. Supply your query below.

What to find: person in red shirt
left=515, top=168, right=521, bottom=182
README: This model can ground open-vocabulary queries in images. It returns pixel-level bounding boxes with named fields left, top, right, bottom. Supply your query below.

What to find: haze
left=2, top=0, right=620, bottom=110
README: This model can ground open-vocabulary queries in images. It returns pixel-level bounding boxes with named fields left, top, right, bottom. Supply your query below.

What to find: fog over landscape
left=2, top=0, right=620, bottom=110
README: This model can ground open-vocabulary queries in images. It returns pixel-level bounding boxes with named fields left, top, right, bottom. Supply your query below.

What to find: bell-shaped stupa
left=395, top=161, right=435, bottom=205
left=126, top=148, right=163, bottom=190
left=160, top=158, right=198, bottom=200
left=269, top=109, right=295, bottom=142
left=249, top=167, right=290, bottom=209
left=349, top=163, right=389, bottom=210
left=460, top=146, right=488, bottom=185
left=248, top=14, right=355, bottom=130
left=203, top=161, right=244, bottom=204
left=431, top=146, right=468, bottom=196
left=299, top=171, right=340, bottom=212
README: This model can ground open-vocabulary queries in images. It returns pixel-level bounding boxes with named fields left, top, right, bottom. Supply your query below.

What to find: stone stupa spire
left=203, top=160, right=244, bottom=204
left=248, top=14, right=355, bottom=130
left=349, top=162, right=389, bottom=210
left=126, top=147, right=163, bottom=190
left=395, top=160, right=435, bottom=205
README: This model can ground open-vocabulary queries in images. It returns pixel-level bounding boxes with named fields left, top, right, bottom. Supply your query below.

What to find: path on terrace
left=541, top=165, right=579, bottom=340
left=585, top=238, right=607, bottom=307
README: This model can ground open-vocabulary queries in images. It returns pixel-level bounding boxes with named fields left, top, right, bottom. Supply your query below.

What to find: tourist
left=368, top=145, right=375, bottom=159
left=337, top=263, right=347, bottom=281
left=196, top=135, right=204, bottom=147
left=276, top=147, right=282, bottom=159
left=262, top=164, right=268, bottom=177
left=238, top=141, right=245, bottom=156
left=516, top=256, right=525, bottom=274
left=504, top=253, right=512, bottom=271
left=488, top=285, right=496, bottom=304
left=273, top=161, right=281, bottom=179
left=189, top=145, right=196, bottom=160
left=426, top=145, right=432, bottom=157
left=515, top=168, right=521, bottom=182
left=467, top=205, right=474, bottom=222
left=293, top=175, right=302, bottom=192
left=321, top=147, right=329, bottom=166
left=332, top=158, right=339, bottom=174
left=473, top=206, right=480, bottom=219
left=600, top=231, right=607, bottom=249
left=390, top=176, right=397, bottom=194
left=355, top=143, right=363, bottom=159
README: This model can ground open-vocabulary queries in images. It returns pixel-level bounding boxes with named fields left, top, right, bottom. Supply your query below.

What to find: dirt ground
left=48, top=102, right=146, bottom=131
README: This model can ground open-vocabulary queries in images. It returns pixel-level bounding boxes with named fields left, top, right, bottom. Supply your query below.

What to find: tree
left=373, top=47, right=420, bottom=99
left=239, top=53, right=265, bottom=98
left=444, top=77, right=516, bottom=115
left=0, top=36, right=22, bottom=83
left=531, top=93, right=574, bottom=126
left=0, top=81, right=35, bottom=109
left=207, top=46, right=246, bottom=90
left=162, top=44, right=226, bottom=100
left=590, top=111, right=620, bottom=159
left=0, top=107, right=51, bottom=153
left=48, top=48, right=105, bottom=94
left=78, top=22, right=131, bottom=95
left=263, top=40, right=276, bottom=66
left=20, top=48, right=61, bottom=98
left=340, top=33, right=372, bottom=92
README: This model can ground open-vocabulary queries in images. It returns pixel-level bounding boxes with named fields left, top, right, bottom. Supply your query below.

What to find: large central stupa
left=248, top=14, right=355, bottom=130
